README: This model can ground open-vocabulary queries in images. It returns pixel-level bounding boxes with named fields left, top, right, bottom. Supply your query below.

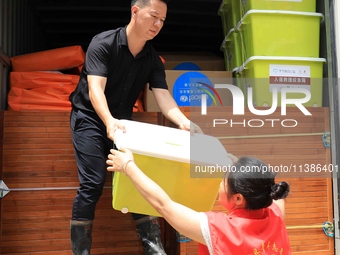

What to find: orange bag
left=10, top=71, right=80, bottom=89
left=10, top=45, right=85, bottom=72
left=63, top=64, right=84, bottom=75
left=133, top=90, right=144, bottom=112
left=8, top=71, right=79, bottom=111
left=8, top=54, right=166, bottom=112
left=8, top=86, right=75, bottom=111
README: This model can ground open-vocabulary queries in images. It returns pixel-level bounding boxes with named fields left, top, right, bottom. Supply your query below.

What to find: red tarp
left=8, top=71, right=144, bottom=112
left=10, top=45, right=85, bottom=73
left=8, top=71, right=79, bottom=111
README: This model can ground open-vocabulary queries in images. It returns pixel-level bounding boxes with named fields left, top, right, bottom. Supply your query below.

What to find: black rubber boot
left=135, top=216, right=167, bottom=255
left=70, top=220, right=93, bottom=255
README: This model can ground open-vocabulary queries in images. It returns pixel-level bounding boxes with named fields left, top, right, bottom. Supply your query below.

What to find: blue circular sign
left=172, top=72, right=214, bottom=107
left=173, top=62, right=201, bottom=70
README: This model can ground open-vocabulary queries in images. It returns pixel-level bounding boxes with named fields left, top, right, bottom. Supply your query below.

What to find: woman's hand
left=106, top=148, right=134, bottom=174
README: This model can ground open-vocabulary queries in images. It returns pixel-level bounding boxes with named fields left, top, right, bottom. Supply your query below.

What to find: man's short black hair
left=131, top=0, right=171, bottom=8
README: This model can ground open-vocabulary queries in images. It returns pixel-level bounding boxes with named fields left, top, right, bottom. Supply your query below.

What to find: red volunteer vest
left=198, top=204, right=291, bottom=255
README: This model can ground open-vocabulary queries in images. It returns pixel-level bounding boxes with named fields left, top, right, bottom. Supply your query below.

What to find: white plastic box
left=112, top=120, right=233, bottom=217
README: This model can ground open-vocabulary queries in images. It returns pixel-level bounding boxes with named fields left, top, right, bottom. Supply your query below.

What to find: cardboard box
left=159, top=52, right=226, bottom=71
left=144, top=70, right=234, bottom=112
left=112, top=120, right=233, bottom=216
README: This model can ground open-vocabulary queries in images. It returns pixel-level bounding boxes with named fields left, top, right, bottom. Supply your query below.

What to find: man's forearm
left=89, top=86, right=114, bottom=126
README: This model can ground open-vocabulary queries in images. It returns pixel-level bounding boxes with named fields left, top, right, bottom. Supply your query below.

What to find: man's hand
left=179, top=120, right=203, bottom=135
left=106, top=117, right=126, bottom=141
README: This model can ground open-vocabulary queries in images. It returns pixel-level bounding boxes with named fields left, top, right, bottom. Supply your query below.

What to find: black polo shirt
left=70, top=26, right=168, bottom=119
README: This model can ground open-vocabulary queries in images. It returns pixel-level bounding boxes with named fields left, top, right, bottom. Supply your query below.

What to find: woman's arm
left=107, top=148, right=206, bottom=244
left=152, top=88, right=203, bottom=134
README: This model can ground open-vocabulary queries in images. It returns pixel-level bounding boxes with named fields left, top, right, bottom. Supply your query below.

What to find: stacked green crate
left=218, top=0, right=242, bottom=71
left=218, top=0, right=245, bottom=100
left=218, top=0, right=326, bottom=107
left=239, top=0, right=317, bottom=16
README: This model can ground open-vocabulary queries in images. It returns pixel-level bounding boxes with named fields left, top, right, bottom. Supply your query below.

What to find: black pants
left=70, top=108, right=145, bottom=221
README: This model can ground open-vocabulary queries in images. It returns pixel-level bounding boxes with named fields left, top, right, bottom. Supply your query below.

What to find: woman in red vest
left=107, top=149, right=291, bottom=255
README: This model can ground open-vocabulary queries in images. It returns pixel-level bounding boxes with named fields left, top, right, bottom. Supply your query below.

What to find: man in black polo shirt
left=69, top=0, right=202, bottom=254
